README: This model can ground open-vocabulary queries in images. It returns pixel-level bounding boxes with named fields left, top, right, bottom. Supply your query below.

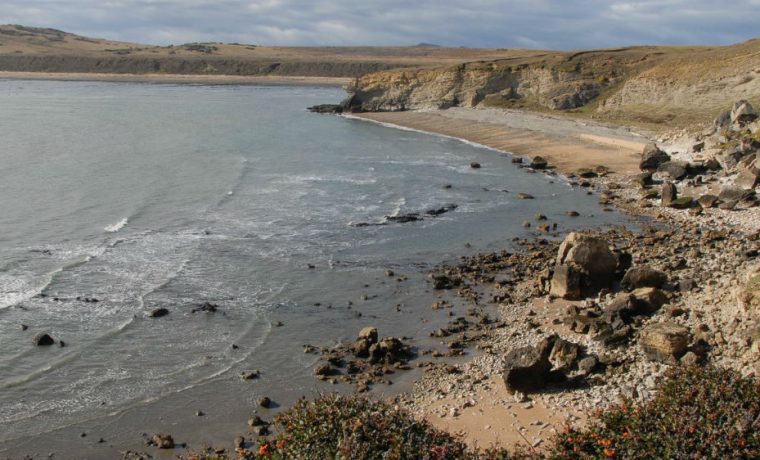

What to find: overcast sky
left=2, top=0, right=759, bottom=49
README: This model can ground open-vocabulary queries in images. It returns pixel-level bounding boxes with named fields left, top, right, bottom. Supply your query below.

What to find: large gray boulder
left=550, top=233, right=617, bottom=300
left=731, top=100, right=758, bottom=125
left=639, top=143, right=670, bottom=171
left=656, top=161, right=689, bottom=180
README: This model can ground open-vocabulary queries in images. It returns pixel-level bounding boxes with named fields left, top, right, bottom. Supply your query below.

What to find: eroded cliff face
left=344, top=62, right=607, bottom=112
left=342, top=40, right=760, bottom=128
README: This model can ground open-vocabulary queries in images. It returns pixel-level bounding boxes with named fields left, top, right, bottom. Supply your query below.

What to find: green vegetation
left=548, top=366, right=760, bottom=459
left=188, top=367, right=759, bottom=459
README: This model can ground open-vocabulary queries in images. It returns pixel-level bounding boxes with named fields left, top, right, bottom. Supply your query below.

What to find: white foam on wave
left=104, top=218, right=128, bottom=233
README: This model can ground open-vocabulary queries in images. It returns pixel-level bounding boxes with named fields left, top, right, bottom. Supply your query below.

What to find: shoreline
left=0, top=71, right=351, bottom=87
left=352, top=108, right=650, bottom=178
left=3, top=99, right=759, bottom=457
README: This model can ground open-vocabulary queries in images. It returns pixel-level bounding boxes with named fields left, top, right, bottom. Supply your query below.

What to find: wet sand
left=353, top=108, right=650, bottom=176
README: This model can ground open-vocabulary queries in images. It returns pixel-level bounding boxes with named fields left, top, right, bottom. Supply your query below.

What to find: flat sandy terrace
left=0, top=71, right=351, bottom=87
left=353, top=107, right=651, bottom=176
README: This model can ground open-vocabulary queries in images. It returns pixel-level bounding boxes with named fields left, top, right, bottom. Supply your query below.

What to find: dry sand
left=353, top=108, right=652, bottom=176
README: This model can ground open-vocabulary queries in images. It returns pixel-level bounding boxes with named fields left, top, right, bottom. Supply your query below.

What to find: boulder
left=717, top=146, right=750, bottom=171
left=719, top=186, right=754, bottom=203
left=735, top=155, right=760, bottom=190
left=698, top=194, right=719, bottom=208
left=714, top=110, right=732, bottom=130
left=731, top=100, right=758, bottom=125
left=358, top=327, right=378, bottom=344
left=639, top=143, right=670, bottom=171
left=548, top=338, right=581, bottom=371
left=502, top=336, right=556, bottom=393
left=630, top=287, right=669, bottom=313
left=622, top=266, right=668, bottom=290
left=470, top=161, right=481, bottom=169
left=656, top=161, right=689, bottom=180
left=661, top=181, right=677, bottom=206
left=639, top=321, right=690, bottom=363
left=33, top=333, right=55, bottom=346
left=550, top=233, right=617, bottom=299
left=530, top=156, right=548, bottom=169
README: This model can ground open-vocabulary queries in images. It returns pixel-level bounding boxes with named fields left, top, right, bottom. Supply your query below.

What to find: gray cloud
left=0, top=0, right=758, bottom=49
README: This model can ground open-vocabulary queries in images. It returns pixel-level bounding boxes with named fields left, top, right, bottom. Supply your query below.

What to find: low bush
left=547, top=366, right=760, bottom=459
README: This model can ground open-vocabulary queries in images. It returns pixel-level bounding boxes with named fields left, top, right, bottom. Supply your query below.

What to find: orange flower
left=688, top=426, right=696, bottom=434
left=622, top=431, right=630, bottom=438
left=258, top=443, right=269, bottom=456
left=599, top=439, right=613, bottom=447
left=604, top=448, right=617, bottom=458
left=740, top=439, right=748, bottom=448
left=276, top=439, right=286, bottom=449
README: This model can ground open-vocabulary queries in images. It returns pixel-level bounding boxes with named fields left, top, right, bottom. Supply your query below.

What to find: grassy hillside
left=0, top=24, right=545, bottom=78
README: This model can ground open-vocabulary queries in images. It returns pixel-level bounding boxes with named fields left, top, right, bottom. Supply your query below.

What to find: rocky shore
left=382, top=99, right=760, bottom=451
left=123, top=101, right=759, bottom=458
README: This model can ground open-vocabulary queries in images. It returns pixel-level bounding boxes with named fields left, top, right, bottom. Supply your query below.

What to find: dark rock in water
left=19, top=324, right=28, bottom=331
left=425, top=204, right=458, bottom=216
left=248, top=415, right=266, bottom=427
left=622, top=266, right=668, bottom=290
left=429, top=274, right=461, bottom=290
left=639, top=321, right=690, bottom=363
left=698, top=194, right=719, bottom=208
left=657, top=161, right=689, bottom=180
left=34, top=333, right=55, bottom=346
left=530, top=156, right=548, bottom=169
left=640, top=143, right=670, bottom=171
left=511, top=157, right=523, bottom=164
left=313, top=363, right=336, bottom=376
left=307, top=104, right=343, bottom=114
left=517, top=193, right=534, bottom=199
left=192, top=302, right=219, bottom=313
left=258, top=396, right=272, bottom=408
left=148, top=308, right=169, bottom=318
left=241, top=370, right=260, bottom=380
left=385, top=213, right=422, bottom=223
left=565, top=210, right=580, bottom=217
left=152, top=433, right=175, bottom=449
left=470, top=161, right=481, bottom=169
left=661, top=181, right=677, bottom=206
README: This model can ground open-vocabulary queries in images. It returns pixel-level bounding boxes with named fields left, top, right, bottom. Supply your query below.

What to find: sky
left=1, top=0, right=759, bottom=49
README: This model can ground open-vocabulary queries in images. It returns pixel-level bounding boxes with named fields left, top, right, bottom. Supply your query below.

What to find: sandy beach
left=353, top=108, right=651, bottom=177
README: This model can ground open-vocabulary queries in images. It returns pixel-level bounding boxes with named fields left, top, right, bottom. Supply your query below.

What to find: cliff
left=343, top=40, right=760, bottom=129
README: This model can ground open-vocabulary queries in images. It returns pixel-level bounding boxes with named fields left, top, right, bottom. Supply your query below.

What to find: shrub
left=270, top=393, right=473, bottom=459
left=547, top=366, right=760, bottom=459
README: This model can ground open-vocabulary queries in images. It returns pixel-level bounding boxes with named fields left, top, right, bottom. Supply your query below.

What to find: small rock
left=152, top=433, right=175, bottom=449
left=33, top=333, right=55, bottom=346
left=148, top=308, right=169, bottom=318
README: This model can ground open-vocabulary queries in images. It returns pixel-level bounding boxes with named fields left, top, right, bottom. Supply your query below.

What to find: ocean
left=0, top=80, right=623, bottom=455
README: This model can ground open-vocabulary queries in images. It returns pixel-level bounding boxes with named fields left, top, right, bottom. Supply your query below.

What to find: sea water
left=0, top=80, right=624, bottom=454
